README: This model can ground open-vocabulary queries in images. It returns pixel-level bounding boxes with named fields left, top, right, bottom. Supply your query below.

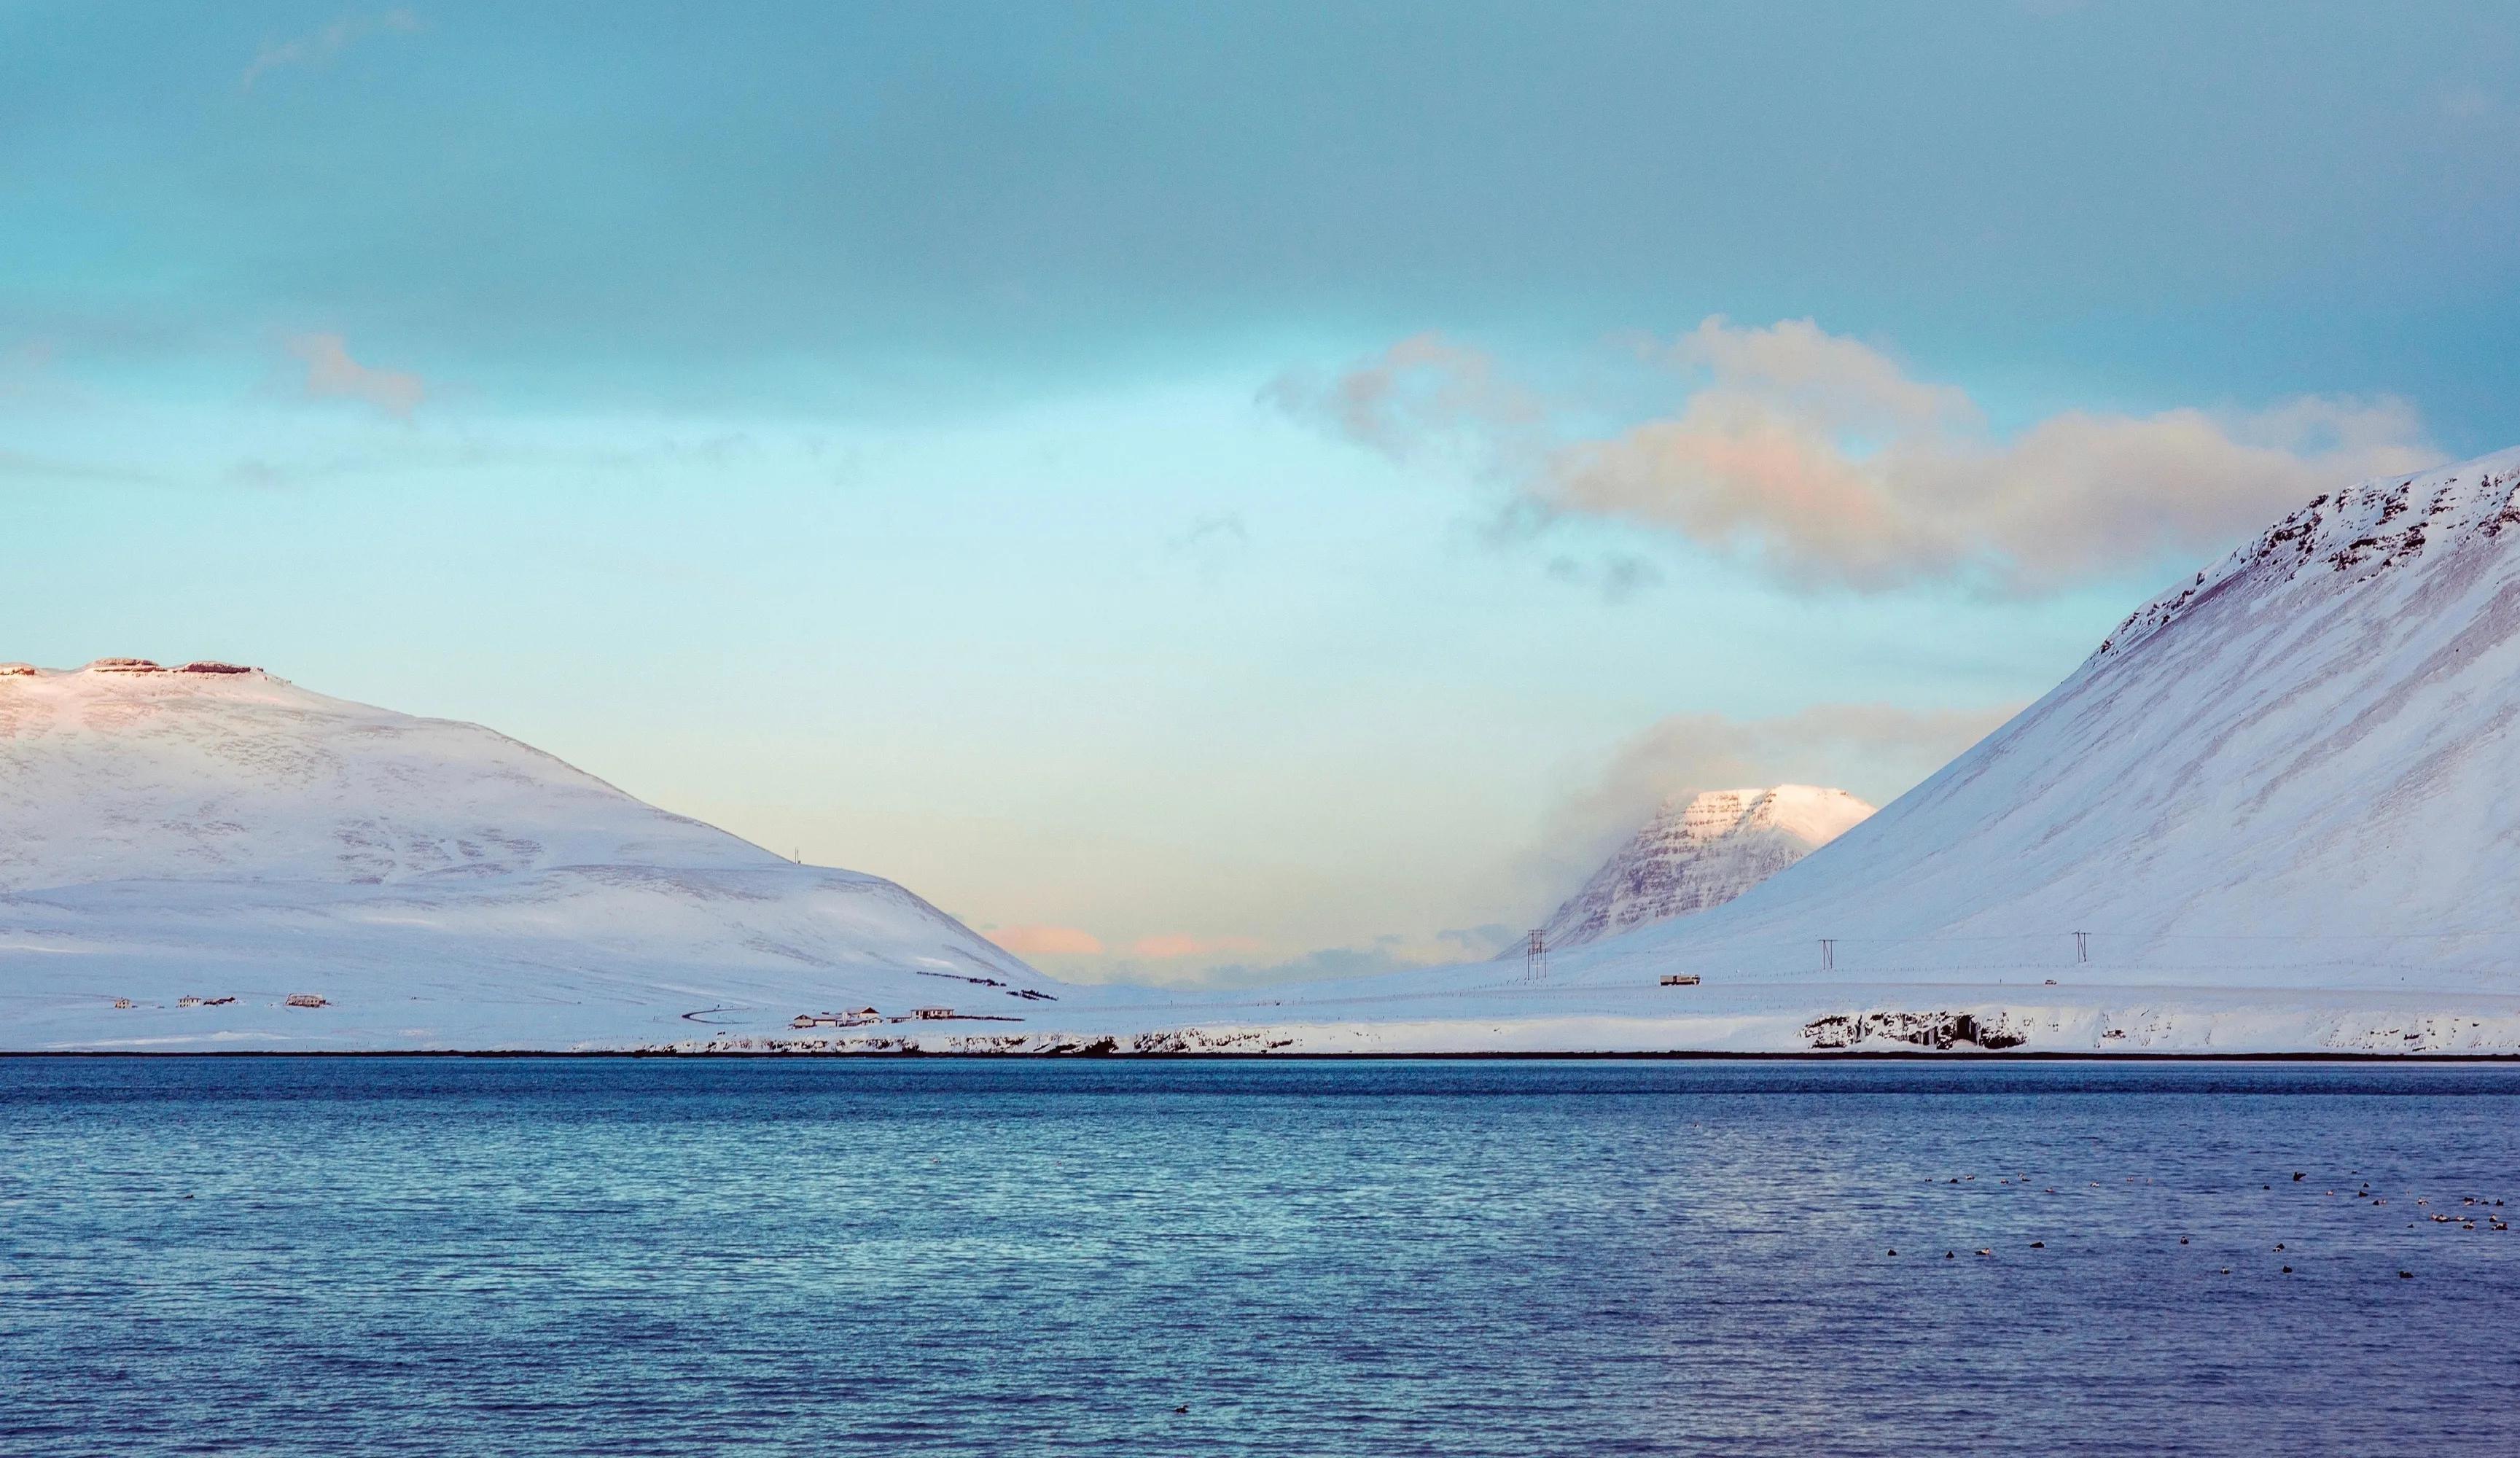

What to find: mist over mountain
left=1526, top=786, right=1873, bottom=952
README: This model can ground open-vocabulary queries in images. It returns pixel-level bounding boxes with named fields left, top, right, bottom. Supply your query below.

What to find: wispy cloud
left=1170, top=512, right=1248, bottom=550
left=1262, top=332, right=1543, bottom=461
left=1130, top=932, right=1264, bottom=959
left=241, top=9, right=421, bottom=92
left=1544, top=550, right=1663, bottom=603
left=2443, top=87, right=2497, bottom=121
left=983, top=924, right=1104, bottom=956
left=0, top=450, right=160, bottom=486
left=0, top=340, right=55, bottom=405
left=1177, top=927, right=1518, bottom=988
left=1276, top=319, right=2441, bottom=594
left=286, top=332, right=425, bottom=418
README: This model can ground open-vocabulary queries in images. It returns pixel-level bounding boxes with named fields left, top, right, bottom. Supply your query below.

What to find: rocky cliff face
left=1532, top=785, right=1875, bottom=949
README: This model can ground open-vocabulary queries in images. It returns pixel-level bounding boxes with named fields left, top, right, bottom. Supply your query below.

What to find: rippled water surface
left=4, top=1058, right=2518, bottom=1455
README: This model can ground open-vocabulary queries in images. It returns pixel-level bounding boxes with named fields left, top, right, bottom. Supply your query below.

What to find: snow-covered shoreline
left=17, top=973, right=2520, bottom=1056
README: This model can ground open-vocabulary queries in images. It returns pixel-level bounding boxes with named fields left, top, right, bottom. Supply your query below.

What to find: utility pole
left=1819, top=938, right=1836, bottom=972
left=1525, top=929, right=1548, bottom=982
left=2074, top=930, right=2089, bottom=964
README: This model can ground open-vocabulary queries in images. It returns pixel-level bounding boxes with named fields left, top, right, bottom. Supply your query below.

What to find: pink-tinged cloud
left=986, top=924, right=1104, bottom=956
left=286, top=332, right=425, bottom=418
left=1279, top=317, right=2441, bottom=595
left=1260, top=330, right=1544, bottom=459
left=1131, top=933, right=1265, bottom=959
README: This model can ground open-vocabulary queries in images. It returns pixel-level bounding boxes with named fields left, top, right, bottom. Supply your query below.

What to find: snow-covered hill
left=0, top=660, right=1058, bottom=1048
left=1529, top=786, right=1873, bottom=951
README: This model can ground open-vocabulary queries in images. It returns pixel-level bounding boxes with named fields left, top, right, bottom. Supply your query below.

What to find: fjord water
left=4, top=1060, right=2516, bottom=1456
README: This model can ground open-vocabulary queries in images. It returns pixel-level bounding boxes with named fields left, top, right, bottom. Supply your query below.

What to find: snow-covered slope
left=0, top=660, right=1059, bottom=1049
left=1529, top=786, right=1873, bottom=950
left=1596, top=445, right=2520, bottom=983
left=1028, top=448, right=2520, bottom=1054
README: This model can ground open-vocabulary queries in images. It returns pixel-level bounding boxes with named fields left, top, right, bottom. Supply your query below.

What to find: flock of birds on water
left=1884, top=1168, right=2508, bottom=1281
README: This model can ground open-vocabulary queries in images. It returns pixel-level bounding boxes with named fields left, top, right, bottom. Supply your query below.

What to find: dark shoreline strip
left=4, top=1049, right=2519, bottom=1062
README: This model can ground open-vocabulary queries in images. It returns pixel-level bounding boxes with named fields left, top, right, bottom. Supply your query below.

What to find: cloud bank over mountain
left=1278, top=319, right=2441, bottom=593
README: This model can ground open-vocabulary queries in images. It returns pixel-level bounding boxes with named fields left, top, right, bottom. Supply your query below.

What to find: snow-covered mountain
left=0, top=660, right=1058, bottom=1048
left=21, top=447, right=2520, bottom=1054
left=1597, top=445, right=2520, bottom=981
left=1061, top=448, right=2520, bottom=1053
left=1529, top=786, right=1873, bottom=950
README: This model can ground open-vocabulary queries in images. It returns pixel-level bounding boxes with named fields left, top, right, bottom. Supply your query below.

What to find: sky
left=7, top=1, right=2520, bottom=983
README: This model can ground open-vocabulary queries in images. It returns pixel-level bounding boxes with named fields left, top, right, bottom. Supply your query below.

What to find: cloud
left=286, top=332, right=426, bottom=418
left=1173, top=512, right=1248, bottom=547
left=2443, top=87, right=2496, bottom=120
left=1130, top=932, right=1264, bottom=959
left=983, top=924, right=1104, bottom=956
left=0, top=451, right=159, bottom=486
left=1578, top=701, right=2020, bottom=828
left=1279, top=319, right=2441, bottom=594
left=1063, top=690, right=2005, bottom=988
left=0, top=340, right=55, bottom=405
left=1545, top=550, right=1664, bottom=603
left=241, top=10, right=421, bottom=91
left=223, top=459, right=293, bottom=491
left=1261, top=331, right=1544, bottom=462
left=1184, top=926, right=1518, bottom=989
left=1665, top=316, right=1975, bottom=433
left=1524, top=701, right=2023, bottom=911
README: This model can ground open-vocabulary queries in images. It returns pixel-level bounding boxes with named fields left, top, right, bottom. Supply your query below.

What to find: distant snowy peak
left=1534, top=785, right=1874, bottom=950
left=2096, top=448, right=2520, bottom=663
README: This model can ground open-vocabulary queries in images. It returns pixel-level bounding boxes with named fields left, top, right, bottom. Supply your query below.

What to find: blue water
left=4, top=1059, right=2516, bottom=1456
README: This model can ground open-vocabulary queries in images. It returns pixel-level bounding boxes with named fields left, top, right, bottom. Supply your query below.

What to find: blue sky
left=7, top=1, right=2519, bottom=981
